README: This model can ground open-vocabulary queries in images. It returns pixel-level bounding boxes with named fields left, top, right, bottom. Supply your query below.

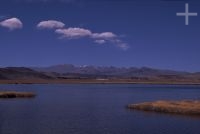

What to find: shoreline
left=0, top=79, right=200, bottom=85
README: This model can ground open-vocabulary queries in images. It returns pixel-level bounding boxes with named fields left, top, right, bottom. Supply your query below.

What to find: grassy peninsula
left=128, top=100, right=200, bottom=116
left=0, top=91, right=36, bottom=98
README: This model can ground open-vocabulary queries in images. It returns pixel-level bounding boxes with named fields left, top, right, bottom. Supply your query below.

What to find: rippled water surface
left=0, top=84, right=200, bottom=134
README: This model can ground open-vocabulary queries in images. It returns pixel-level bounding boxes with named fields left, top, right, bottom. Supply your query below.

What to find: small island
left=0, top=91, right=36, bottom=98
left=127, top=100, right=200, bottom=116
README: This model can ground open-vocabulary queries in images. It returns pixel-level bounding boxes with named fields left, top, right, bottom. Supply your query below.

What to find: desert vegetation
left=128, top=100, right=200, bottom=116
left=0, top=91, right=36, bottom=98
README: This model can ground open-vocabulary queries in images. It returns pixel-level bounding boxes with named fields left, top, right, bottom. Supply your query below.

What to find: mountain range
left=32, top=64, right=193, bottom=77
left=0, top=64, right=199, bottom=83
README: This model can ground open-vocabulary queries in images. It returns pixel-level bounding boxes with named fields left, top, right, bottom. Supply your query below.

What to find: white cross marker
left=176, top=3, right=198, bottom=25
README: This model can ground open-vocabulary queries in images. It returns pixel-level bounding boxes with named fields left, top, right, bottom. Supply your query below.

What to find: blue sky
left=0, top=0, right=200, bottom=71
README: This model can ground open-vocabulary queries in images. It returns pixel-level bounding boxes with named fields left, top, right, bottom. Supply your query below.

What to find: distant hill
left=31, top=64, right=200, bottom=82
left=0, top=67, right=52, bottom=80
left=0, top=65, right=200, bottom=83
left=32, top=64, right=190, bottom=77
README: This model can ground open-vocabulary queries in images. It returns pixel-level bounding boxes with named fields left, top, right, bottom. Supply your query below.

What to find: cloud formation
left=55, top=28, right=92, bottom=38
left=94, top=40, right=106, bottom=44
left=38, top=20, right=129, bottom=50
left=0, top=17, right=23, bottom=30
left=92, top=32, right=129, bottom=50
left=114, top=40, right=129, bottom=51
left=37, top=20, right=65, bottom=29
left=92, top=32, right=117, bottom=39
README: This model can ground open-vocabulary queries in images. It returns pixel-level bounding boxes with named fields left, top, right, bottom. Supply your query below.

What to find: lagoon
left=0, top=84, right=200, bottom=134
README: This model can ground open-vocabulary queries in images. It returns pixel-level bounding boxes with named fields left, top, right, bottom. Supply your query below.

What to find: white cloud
left=54, top=27, right=129, bottom=50
left=55, top=28, right=92, bottom=38
left=94, top=40, right=106, bottom=44
left=36, top=20, right=129, bottom=50
left=0, top=17, right=23, bottom=30
left=92, top=32, right=129, bottom=50
left=110, top=39, right=129, bottom=50
left=92, top=32, right=117, bottom=39
left=116, top=42, right=129, bottom=51
left=37, top=20, right=65, bottom=29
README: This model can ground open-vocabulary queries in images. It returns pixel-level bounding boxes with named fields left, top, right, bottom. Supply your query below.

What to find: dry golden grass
left=128, top=100, right=200, bottom=115
left=0, top=91, right=36, bottom=98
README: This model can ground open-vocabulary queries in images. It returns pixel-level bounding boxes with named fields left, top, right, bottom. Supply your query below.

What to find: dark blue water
left=0, top=84, right=200, bottom=134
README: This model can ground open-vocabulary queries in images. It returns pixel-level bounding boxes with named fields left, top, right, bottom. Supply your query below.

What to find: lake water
left=0, top=84, right=200, bottom=134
